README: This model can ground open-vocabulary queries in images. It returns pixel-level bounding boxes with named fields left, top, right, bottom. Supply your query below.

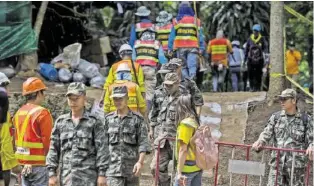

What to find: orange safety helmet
left=22, top=77, right=48, bottom=96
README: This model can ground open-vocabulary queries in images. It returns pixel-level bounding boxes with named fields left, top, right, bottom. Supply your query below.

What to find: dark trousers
left=248, top=61, right=264, bottom=91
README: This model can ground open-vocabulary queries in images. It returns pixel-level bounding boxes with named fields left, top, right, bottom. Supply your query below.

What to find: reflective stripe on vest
left=134, top=40, right=159, bottom=66
left=173, top=16, right=200, bottom=49
left=135, top=22, right=155, bottom=38
left=108, top=81, right=140, bottom=112
left=156, top=23, right=172, bottom=50
left=14, top=105, right=46, bottom=165
left=209, top=38, right=228, bottom=62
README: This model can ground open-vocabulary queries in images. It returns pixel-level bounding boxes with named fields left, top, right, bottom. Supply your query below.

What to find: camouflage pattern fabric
left=180, top=78, right=204, bottom=106
left=257, top=110, right=313, bottom=186
left=107, top=176, right=139, bottom=186
left=104, top=110, right=151, bottom=177
left=46, top=110, right=108, bottom=186
left=142, top=66, right=157, bottom=102
left=267, top=167, right=305, bottom=186
left=150, top=141, right=173, bottom=186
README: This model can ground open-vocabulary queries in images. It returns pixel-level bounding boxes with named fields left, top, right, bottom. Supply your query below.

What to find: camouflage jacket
left=104, top=110, right=151, bottom=177
left=46, top=110, right=108, bottom=186
left=149, top=78, right=203, bottom=128
left=154, top=90, right=181, bottom=148
left=258, top=110, right=313, bottom=168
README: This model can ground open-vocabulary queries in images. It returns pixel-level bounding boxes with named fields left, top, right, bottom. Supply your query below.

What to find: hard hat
left=231, top=40, right=240, bottom=46
left=216, top=30, right=224, bottom=38
left=252, top=24, right=261, bottom=32
left=22, top=77, right=47, bottom=96
left=119, top=44, right=132, bottom=54
left=116, top=63, right=131, bottom=72
left=135, top=6, right=151, bottom=17
left=0, top=72, right=10, bottom=85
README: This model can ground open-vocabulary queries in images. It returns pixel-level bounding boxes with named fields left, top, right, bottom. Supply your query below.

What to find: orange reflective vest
left=156, top=23, right=173, bottom=51
left=13, top=104, right=46, bottom=165
left=112, top=59, right=141, bottom=81
left=209, top=38, right=229, bottom=62
left=173, top=16, right=200, bottom=49
left=135, top=22, right=155, bottom=38
left=134, top=40, right=160, bottom=67
left=108, top=81, right=140, bottom=112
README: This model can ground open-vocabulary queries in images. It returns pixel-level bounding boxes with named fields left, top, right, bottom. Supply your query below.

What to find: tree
left=267, top=1, right=284, bottom=101
left=201, top=2, right=270, bottom=43
left=17, top=1, right=49, bottom=77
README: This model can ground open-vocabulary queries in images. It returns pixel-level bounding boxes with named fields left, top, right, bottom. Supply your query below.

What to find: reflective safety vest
left=111, top=60, right=141, bottom=84
left=209, top=38, right=228, bottom=63
left=107, top=80, right=140, bottom=113
left=173, top=16, right=200, bottom=49
left=156, top=23, right=173, bottom=51
left=134, top=40, right=160, bottom=67
left=13, top=104, right=46, bottom=165
left=135, top=22, right=155, bottom=38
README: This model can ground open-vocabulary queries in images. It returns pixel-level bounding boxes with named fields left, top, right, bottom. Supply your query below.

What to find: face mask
left=116, top=72, right=132, bottom=81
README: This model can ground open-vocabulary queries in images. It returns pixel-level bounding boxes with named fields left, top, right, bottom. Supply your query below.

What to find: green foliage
left=200, top=2, right=270, bottom=44
left=101, top=7, right=115, bottom=28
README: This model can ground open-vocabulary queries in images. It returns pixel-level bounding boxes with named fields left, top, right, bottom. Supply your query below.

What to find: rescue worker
left=285, top=42, right=302, bottom=89
left=244, top=24, right=268, bottom=92
left=103, top=44, right=145, bottom=99
left=207, top=30, right=233, bottom=92
left=252, top=89, right=313, bottom=186
left=104, top=63, right=146, bottom=116
left=129, top=6, right=154, bottom=48
left=13, top=77, right=53, bottom=186
left=104, top=86, right=151, bottom=186
left=168, top=2, right=205, bottom=80
left=47, top=82, right=108, bottom=186
left=228, top=40, right=245, bottom=91
left=156, top=11, right=173, bottom=56
left=132, top=27, right=167, bottom=110
left=0, top=73, right=18, bottom=186
left=150, top=73, right=181, bottom=186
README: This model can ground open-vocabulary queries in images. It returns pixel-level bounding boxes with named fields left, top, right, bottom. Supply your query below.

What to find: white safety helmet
left=0, top=72, right=10, bottom=85
left=116, top=63, right=131, bottom=72
left=119, top=44, right=132, bottom=54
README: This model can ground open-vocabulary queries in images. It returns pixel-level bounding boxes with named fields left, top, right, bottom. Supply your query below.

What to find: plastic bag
left=91, top=100, right=105, bottom=119
left=63, top=43, right=82, bottom=69
left=51, top=53, right=64, bottom=65
left=73, top=72, right=87, bottom=83
left=78, top=59, right=100, bottom=79
left=39, top=63, right=58, bottom=81
left=0, top=66, right=16, bottom=78
left=58, top=68, right=72, bottom=82
left=90, top=75, right=105, bottom=89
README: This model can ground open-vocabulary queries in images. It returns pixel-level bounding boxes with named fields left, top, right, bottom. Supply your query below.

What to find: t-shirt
left=176, top=117, right=201, bottom=173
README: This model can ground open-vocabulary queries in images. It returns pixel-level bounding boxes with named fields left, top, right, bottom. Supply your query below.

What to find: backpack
left=190, top=125, right=218, bottom=171
left=248, top=43, right=263, bottom=65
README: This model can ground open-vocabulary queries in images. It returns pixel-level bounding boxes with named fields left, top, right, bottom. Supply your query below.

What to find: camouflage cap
left=278, top=88, right=297, bottom=99
left=168, top=58, right=183, bottom=67
left=164, top=72, right=180, bottom=85
left=110, top=86, right=128, bottom=98
left=66, top=82, right=86, bottom=96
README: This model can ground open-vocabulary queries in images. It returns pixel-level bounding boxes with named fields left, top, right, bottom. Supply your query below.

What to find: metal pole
left=229, top=148, right=235, bottom=186
left=259, top=150, right=265, bottom=186
left=290, top=152, right=296, bottom=186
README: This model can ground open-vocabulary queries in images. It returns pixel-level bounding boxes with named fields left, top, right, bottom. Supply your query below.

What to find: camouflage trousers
left=267, top=167, right=305, bottom=186
left=150, top=140, right=173, bottom=186
left=107, top=176, right=139, bottom=186
left=142, top=66, right=157, bottom=110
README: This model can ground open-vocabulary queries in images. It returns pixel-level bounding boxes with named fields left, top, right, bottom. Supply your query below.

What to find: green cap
left=66, top=82, right=86, bottom=96
left=164, top=72, right=180, bottom=85
left=278, top=88, right=297, bottom=99
left=111, top=86, right=128, bottom=98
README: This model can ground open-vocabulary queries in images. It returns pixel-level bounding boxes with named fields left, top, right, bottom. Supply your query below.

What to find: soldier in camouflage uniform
left=252, top=89, right=313, bottom=186
left=104, top=86, right=151, bottom=186
left=149, top=58, right=204, bottom=140
left=150, top=73, right=182, bottom=186
left=46, top=82, right=108, bottom=186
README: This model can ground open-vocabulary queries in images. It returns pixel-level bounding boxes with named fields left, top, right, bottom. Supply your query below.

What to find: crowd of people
left=0, top=2, right=312, bottom=186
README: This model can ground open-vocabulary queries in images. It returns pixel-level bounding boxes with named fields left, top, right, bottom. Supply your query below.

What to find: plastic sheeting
left=0, top=2, right=37, bottom=60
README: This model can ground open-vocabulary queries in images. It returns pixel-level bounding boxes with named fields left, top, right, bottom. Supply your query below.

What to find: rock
left=100, top=67, right=110, bottom=77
